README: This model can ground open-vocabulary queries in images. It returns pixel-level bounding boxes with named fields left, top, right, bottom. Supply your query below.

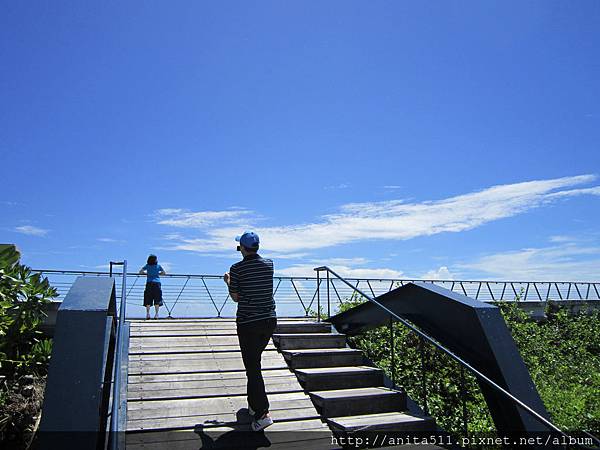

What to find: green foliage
left=338, top=295, right=600, bottom=437
left=497, top=300, right=600, bottom=433
left=0, top=245, right=56, bottom=378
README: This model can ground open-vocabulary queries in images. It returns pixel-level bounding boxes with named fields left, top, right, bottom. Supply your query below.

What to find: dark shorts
left=143, top=282, right=163, bottom=306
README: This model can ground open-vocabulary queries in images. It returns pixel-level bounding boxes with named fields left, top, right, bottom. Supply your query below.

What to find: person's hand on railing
left=223, top=272, right=230, bottom=285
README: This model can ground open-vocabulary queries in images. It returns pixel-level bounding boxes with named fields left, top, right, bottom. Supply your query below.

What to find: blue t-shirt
left=143, top=264, right=163, bottom=284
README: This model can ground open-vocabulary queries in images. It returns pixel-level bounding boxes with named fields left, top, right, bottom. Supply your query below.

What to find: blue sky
left=1, top=1, right=600, bottom=281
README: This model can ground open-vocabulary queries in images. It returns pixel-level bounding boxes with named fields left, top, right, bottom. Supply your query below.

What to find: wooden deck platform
left=125, top=318, right=339, bottom=449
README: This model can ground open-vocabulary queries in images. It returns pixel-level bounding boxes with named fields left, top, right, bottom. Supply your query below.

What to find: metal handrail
left=315, top=265, right=595, bottom=444
left=31, top=268, right=600, bottom=285
left=109, top=261, right=127, bottom=450
left=32, top=270, right=600, bottom=305
left=31, top=269, right=600, bottom=322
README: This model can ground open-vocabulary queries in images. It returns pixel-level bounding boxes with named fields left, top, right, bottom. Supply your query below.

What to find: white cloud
left=95, top=261, right=174, bottom=272
left=276, top=264, right=403, bottom=279
left=324, top=183, right=350, bottom=190
left=421, top=266, right=455, bottom=280
left=459, top=243, right=600, bottom=282
left=157, top=174, right=600, bottom=254
left=315, top=257, right=370, bottom=266
left=14, top=225, right=48, bottom=237
left=549, top=235, right=577, bottom=243
left=155, top=208, right=254, bottom=229
left=97, top=237, right=125, bottom=243
left=383, top=185, right=402, bottom=190
left=264, top=252, right=311, bottom=260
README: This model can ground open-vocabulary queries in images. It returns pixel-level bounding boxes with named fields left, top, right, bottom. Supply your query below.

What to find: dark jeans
left=236, top=317, right=277, bottom=418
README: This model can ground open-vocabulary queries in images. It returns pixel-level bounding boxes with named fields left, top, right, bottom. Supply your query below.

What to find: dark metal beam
left=326, top=282, right=551, bottom=439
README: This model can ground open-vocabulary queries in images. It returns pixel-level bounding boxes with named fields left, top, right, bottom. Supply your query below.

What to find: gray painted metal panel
left=38, top=277, right=116, bottom=450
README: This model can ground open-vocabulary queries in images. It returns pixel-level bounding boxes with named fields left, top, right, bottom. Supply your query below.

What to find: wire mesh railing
left=33, top=269, right=600, bottom=318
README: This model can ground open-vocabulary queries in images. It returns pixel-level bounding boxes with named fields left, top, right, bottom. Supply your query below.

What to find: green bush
left=336, top=295, right=600, bottom=436
left=498, top=301, right=600, bottom=433
left=0, top=245, right=56, bottom=378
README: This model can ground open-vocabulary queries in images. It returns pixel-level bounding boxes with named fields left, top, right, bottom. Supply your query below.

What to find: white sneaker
left=251, top=413, right=273, bottom=431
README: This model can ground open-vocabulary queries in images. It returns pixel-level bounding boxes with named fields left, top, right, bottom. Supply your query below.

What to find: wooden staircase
left=124, top=317, right=442, bottom=449
left=273, top=322, right=438, bottom=441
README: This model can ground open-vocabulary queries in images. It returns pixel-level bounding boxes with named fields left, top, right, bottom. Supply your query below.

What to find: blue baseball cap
left=235, top=231, right=260, bottom=248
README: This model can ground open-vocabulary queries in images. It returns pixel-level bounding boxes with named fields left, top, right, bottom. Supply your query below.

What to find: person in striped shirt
left=224, top=231, right=277, bottom=431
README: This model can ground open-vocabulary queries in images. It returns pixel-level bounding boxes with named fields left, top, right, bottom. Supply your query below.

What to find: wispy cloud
left=155, top=208, right=254, bottom=229
left=157, top=175, right=600, bottom=254
left=14, top=225, right=49, bottom=237
left=324, top=183, right=350, bottom=190
left=549, top=235, right=581, bottom=243
left=382, top=185, right=402, bottom=190
left=459, top=243, right=600, bottom=281
left=94, top=261, right=174, bottom=272
left=97, top=237, right=126, bottom=243
left=276, top=264, right=403, bottom=279
left=316, top=257, right=370, bottom=266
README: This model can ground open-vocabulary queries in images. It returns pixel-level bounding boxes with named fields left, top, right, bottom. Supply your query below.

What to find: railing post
left=460, top=364, right=468, bottom=438
left=419, top=336, right=428, bottom=415
left=390, top=315, right=395, bottom=385
left=110, top=260, right=127, bottom=450
left=316, top=270, right=321, bottom=322
left=326, top=270, right=330, bottom=318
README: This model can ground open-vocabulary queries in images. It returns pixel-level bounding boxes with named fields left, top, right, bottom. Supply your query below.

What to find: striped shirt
left=228, top=254, right=276, bottom=324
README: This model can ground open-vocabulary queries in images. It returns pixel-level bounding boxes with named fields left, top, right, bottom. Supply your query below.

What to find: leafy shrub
left=498, top=301, right=600, bottom=433
left=0, top=245, right=56, bottom=378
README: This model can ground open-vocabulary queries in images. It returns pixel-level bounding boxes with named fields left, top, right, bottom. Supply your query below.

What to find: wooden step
left=275, top=322, right=332, bottom=334
left=309, top=387, right=406, bottom=417
left=327, top=411, right=434, bottom=434
left=273, top=333, right=346, bottom=349
left=295, top=366, right=384, bottom=390
left=282, top=348, right=363, bottom=369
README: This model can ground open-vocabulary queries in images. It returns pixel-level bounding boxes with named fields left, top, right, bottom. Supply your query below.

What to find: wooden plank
left=129, top=344, right=277, bottom=354
left=128, top=373, right=299, bottom=392
left=127, top=405, right=321, bottom=431
left=129, top=359, right=286, bottom=374
left=328, top=411, right=431, bottom=428
left=130, top=330, right=240, bottom=337
left=128, top=368, right=294, bottom=384
left=130, top=335, right=272, bottom=347
left=126, top=419, right=330, bottom=444
left=126, top=420, right=333, bottom=449
left=129, top=351, right=284, bottom=363
left=128, top=380, right=303, bottom=401
left=127, top=393, right=313, bottom=423
left=131, top=349, right=282, bottom=360
left=131, top=335, right=244, bottom=344
left=128, top=317, right=310, bottom=325
left=128, top=320, right=312, bottom=330
left=129, top=353, right=287, bottom=374
left=128, top=348, right=278, bottom=361
left=130, top=336, right=241, bottom=345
